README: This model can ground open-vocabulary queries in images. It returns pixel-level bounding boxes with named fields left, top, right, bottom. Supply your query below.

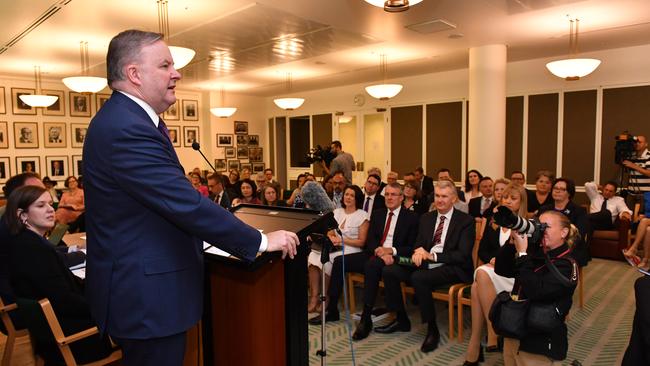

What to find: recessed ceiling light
left=448, top=33, right=464, bottom=39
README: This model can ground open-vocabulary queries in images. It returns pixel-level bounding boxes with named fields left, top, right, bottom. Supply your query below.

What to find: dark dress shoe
left=308, top=311, right=340, bottom=325
left=374, top=320, right=411, bottom=334
left=420, top=332, right=440, bottom=353
left=352, top=320, right=372, bottom=340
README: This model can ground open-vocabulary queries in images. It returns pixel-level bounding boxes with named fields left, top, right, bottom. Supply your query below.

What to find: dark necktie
left=364, top=196, right=371, bottom=212
left=433, top=215, right=446, bottom=244
left=157, top=118, right=171, bottom=142
left=215, top=194, right=221, bottom=204
left=600, top=198, right=608, bottom=212
left=379, top=211, right=394, bottom=246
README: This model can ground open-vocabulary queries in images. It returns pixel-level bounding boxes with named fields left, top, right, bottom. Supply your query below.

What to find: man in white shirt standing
left=585, top=181, right=632, bottom=230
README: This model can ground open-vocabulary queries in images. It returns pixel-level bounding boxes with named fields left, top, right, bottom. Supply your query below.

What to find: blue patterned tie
left=157, top=117, right=171, bottom=142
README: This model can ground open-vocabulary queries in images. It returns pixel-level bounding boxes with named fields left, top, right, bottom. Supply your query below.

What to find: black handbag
left=489, top=290, right=529, bottom=339
left=527, top=302, right=562, bottom=333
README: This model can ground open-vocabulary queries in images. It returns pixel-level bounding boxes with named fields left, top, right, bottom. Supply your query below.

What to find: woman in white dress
left=463, top=183, right=528, bottom=365
left=307, top=185, right=369, bottom=313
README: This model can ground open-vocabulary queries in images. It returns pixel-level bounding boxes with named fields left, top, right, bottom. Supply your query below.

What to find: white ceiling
left=2, top=0, right=650, bottom=96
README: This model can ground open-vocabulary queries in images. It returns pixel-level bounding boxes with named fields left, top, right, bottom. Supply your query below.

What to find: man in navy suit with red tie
left=83, top=30, right=298, bottom=366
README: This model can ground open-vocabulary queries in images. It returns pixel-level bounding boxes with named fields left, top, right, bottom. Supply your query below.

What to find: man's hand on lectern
left=266, top=230, right=300, bottom=259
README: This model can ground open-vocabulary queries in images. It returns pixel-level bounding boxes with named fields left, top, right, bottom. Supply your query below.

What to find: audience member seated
left=254, top=172, right=267, bottom=199
left=190, top=173, right=208, bottom=197
left=379, top=180, right=475, bottom=353
left=437, top=168, right=466, bottom=202
left=314, top=184, right=418, bottom=340
left=509, top=170, right=526, bottom=187
left=367, top=167, right=387, bottom=195
left=54, top=176, right=84, bottom=225
left=386, top=171, right=399, bottom=185
left=585, top=181, right=632, bottom=230
left=526, top=170, right=555, bottom=217
left=261, top=183, right=286, bottom=207
left=492, top=178, right=510, bottom=203
left=403, top=181, right=428, bottom=216
left=286, top=173, right=307, bottom=207
left=403, top=172, right=416, bottom=185
left=42, top=177, right=60, bottom=205
left=414, top=167, right=434, bottom=198
left=307, top=185, right=369, bottom=316
left=538, top=177, right=591, bottom=266
left=264, top=168, right=277, bottom=186
left=362, top=174, right=386, bottom=213
left=224, top=169, right=240, bottom=199
left=321, top=174, right=334, bottom=199
left=231, top=179, right=261, bottom=207
left=207, top=173, right=231, bottom=209
left=464, top=183, right=527, bottom=365
left=624, top=218, right=650, bottom=269
left=468, top=176, right=496, bottom=221
left=463, top=169, right=483, bottom=203
left=4, top=185, right=114, bottom=364
left=330, top=171, right=346, bottom=209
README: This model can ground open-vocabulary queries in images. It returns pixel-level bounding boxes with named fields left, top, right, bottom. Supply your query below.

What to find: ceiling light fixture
left=546, top=18, right=601, bottom=81
left=210, top=87, right=237, bottom=118
left=365, top=54, right=403, bottom=100
left=20, top=66, right=58, bottom=108
left=364, top=0, right=423, bottom=12
left=157, top=0, right=195, bottom=69
left=274, top=73, right=305, bottom=110
left=62, top=41, right=108, bottom=93
left=335, top=111, right=353, bottom=123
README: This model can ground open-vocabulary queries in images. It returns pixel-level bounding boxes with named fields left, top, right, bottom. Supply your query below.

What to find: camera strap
left=534, top=249, right=578, bottom=288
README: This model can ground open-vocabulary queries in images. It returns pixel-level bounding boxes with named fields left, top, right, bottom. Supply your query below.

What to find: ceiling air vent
left=405, top=19, right=457, bottom=34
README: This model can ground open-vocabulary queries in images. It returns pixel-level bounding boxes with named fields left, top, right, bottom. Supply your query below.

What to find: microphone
left=301, top=181, right=335, bottom=213
left=191, top=142, right=218, bottom=174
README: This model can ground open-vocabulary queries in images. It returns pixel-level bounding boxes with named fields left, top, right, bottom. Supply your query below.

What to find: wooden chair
left=16, top=298, right=121, bottom=366
left=456, top=219, right=486, bottom=341
left=0, top=298, right=30, bottom=366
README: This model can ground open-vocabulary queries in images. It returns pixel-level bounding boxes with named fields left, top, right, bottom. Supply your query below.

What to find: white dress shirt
left=585, top=181, right=632, bottom=223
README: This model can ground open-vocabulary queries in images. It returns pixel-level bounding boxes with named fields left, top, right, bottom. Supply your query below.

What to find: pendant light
left=158, top=0, right=195, bottom=69
left=20, top=66, right=58, bottom=108
left=546, top=18, right=601, bottom=81
left=62, top=41, right=108, bottom=93
left=273, top=73, right=305, bottom=110
left=365, top=54, right=402, bottom=100
left=210, top=87, right=237, bottom=118
left=364, top=0, right=423, bottom=12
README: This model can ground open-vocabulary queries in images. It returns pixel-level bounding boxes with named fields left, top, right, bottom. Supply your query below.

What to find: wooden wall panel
left=505, top=96, right=524, bottom=175
left=526, top=93, right=559, bottom=184
left=312, top=113, right=332, bottom=178
left=562, top=90, right=596, bottom=184
left=289, top=116, right=310, bottom=168
left=268, top=118, right=275, bottom=172
left=391, top=105, right=423, bottom=176
left=425, top=101, right=463, bottom=178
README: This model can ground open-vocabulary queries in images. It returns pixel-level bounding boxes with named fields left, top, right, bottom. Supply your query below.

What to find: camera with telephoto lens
left=493, top=206, right=548, bottom=244
left=614, top=132, right=638, bottom=165
left=305, top=145, right=335, bottom=166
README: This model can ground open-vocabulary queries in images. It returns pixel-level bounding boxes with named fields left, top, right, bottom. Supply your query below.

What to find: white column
left=468, top=44, right=507, bottom=178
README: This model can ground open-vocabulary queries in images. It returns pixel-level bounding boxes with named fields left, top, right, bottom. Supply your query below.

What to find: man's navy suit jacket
left=83, top=92, right=262, bottom=339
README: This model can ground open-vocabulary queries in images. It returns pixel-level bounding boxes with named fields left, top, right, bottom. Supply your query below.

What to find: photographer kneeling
left=494, top=210, right=579, bottom=365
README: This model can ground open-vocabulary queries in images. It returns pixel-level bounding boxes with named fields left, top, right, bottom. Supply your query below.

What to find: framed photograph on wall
left=163, top=100, right=180, bottom=120
left=95, top=93, right=111, bottom=112
left=43, top=122, right=67, bottom=148
left=168, top=125, right=181, bottom=147
left=45, top=156, right=69, bottom=180
left=72, top=155, right=83, bottom=177
left=0, top=121, right=8, bottom=149
left=248, top=135, right=259, bottom=146
left=0, top=87, right=5, bottom=114
left=11, top=88, right=37, bottom=115
left=227, top=160, right=240, bottom=171
left=225, top=147, right=236, bottom=158
left=252, top=163, right=265, bottom=173
left=182, top=99, right=199, bottom=121
left=236, top=146, right=249, bottom=159
left=234, top=121, right=248, bottom=135
left=236, top=135, right=248, bottom=146
left=42, top=89, right=66, bottom=116
left=14, top=122, right=38, bottom=148
left=69, top=92, right=91, bottom=117
left=71, top=123, right=88, bottom=148
left=183, top=126, right=199, bottom=147
left=249, top=147, right=263, bottom=162
left=215, top=159, right=227, bottom=172
left=0, top=157, right=10, bottom=183
left=16, top=156, right=40, bottom=175
left=217, top=134, right=233, bottom=147
left=241, top=163, right=252, bottom=172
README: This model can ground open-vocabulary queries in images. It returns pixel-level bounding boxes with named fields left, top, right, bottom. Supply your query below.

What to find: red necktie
left=432, top=215, right=446, bottom=244
left=379, top=211, right=394, bottom=246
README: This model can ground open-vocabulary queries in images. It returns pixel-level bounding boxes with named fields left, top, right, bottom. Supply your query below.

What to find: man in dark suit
left=207, top=173, right=231, bottom=209
left=379, top=180, right=475, bottom=352
left=83, top=30, right=298, bottom=366
left=414, top=166, right=434, bottom=198
left=468, top=176, right=496, bottom=220
left=362, top=174, right=386, bottom=213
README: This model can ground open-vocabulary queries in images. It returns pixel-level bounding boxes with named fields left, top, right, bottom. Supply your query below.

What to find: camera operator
left=321, top=140, right=355, bottom=183
left=494, top=210, right=579, bottom=366
left=622, top=135, right=650, bottom=211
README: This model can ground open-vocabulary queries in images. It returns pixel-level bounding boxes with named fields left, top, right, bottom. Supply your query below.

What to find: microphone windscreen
left=301, top=181, right=335, bottom=213
left=192, top=142, right=201, bottom=150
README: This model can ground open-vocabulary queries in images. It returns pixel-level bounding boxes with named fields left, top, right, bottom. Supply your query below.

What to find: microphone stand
left=316, top=234, right=332, bottom=366
left=191, top=142, right=218, bottom=174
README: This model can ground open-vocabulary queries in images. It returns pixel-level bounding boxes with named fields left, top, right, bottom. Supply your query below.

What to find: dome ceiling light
left=365, top=54, right=403, bottom=100
left=21, top=66, right=58, bottom=108
left=546, top=18, right=601, bottom=81
left=364, top=0, right=423, bottom=12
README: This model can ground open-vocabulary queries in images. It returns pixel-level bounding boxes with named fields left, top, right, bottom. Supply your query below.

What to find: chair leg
left=448, top=297, right=454, bottom=340
left=1, top=333, right=16, bottom=366
left=347, top=275, right=356, bottom=314
left=457, top=293, right=465, bottom=342
left=579, top=267, right=584, bottom=308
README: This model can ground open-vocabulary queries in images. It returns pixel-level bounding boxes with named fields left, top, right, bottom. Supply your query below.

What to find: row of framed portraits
left=162, top=99, right=200, bottom=121
left=216, top=133, right=259, bottom=147
left=214, top=159, right=264, bottom=173
left=0, top=121, right=87, bottom=149
left=0, top=155, right=83, bottom=184
left=0, top=86, right=108, bottom=117
left=218, top=146, right=263, bottom=161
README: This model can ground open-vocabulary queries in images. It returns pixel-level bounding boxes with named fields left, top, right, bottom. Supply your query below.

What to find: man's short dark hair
left=511, top=170, right=525, bottom=177
left=264, top=168, right=273, bottom=174
left=479, top=176, right=493, bottom=184
left=207, top=173, right=223, bottom=185
left=437, top=168, right=451, bottom=175
left=367, top=174, right=381, bottom=185
left=331, top=140, right=342, bottom=149
left=107, top=29, right=163, bottom=87
left=604, top=180, right=618, bottom=191
left=414, top=167, right=424, bottom=174
left=3, top=172, right=41, bottom=197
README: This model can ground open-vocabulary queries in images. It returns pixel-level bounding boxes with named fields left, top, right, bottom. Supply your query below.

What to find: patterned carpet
left=308, top=258, right=639, bottom=366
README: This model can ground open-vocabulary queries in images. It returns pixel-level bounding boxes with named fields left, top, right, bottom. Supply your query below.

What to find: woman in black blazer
left=4, top=185, right=113, bottom=364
